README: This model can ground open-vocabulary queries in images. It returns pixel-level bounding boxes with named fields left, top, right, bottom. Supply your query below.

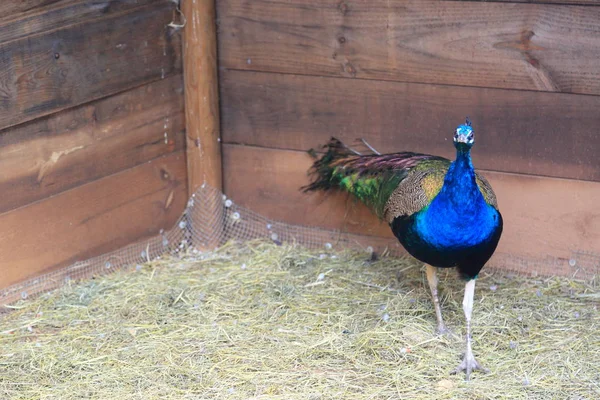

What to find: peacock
left=302, top=119, right=503, bottom=379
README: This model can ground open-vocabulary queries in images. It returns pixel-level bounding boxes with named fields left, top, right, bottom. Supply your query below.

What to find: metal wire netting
left=1, top=184, right=599, bottom=306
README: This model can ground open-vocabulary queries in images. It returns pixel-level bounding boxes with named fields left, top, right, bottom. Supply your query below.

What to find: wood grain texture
left=450, top=1, right=600, bottom=5
left=0, top=75, right=185, bottom=214
left=0, top=0, right=66, bottom=19
left=0, top=151, right=187, bottom=289
left=222, top=144, right=600, bottom=276
left=220, top=70, right=600, bottom=182
left=0, top=0, right=161, bottom=44
left=217, top=0, right=600, bottom=95
left=0, top=0, right=181, bottom=131
left=183, top=0, right=223, bottom=250
left=183, top=0, right=222, bottom=194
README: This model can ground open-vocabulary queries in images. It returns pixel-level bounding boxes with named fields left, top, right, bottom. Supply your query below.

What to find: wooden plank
left=0, top=0, right=160, bottom=44
left=183, top=0, right=222, bottom=194
left=0, top=0, right=181, bottom=131
left=0, top=75, right=185, bottom=214
left=217, top=0, right=600, bottom=95
left=449, top=1, right=600, bottom=5
left=222, top=144, right=600, bottom=276
left=0, top=151, right=187, bottom=289
left=0, top=0, right=66, bottom=19
left=220, top=70, right=600, bottom=182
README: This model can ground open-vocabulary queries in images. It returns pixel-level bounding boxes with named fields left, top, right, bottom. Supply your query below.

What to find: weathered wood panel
left=0, top=75, right=185, bottom=214
left=0, top=0, right=65, bottom=19
left=0, top=0, right=160, bottom=44
left=450, top=1, right=600, bottom=5
left=0, top=0, right=181, bottom=131
left=0, top=152, right=187, bottom=289
left=217, top=0, right=600, bottom=95
left=220, top=70, right=600, bottom=182
left=223, top=144, right=600, bottom=276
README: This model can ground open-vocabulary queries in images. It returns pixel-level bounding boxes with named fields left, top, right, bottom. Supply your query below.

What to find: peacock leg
left=425, top=264, right=450, bottom=335
left=452, top=279, right=489, bottom=380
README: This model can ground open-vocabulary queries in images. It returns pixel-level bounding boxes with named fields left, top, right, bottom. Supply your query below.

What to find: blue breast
left=414, top=192, right=500, bottom=251
left=414, top=153, right=500, bottom=251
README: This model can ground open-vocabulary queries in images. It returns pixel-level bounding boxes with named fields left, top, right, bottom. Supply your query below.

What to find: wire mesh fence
left=2, top=183, right=598, bottom=306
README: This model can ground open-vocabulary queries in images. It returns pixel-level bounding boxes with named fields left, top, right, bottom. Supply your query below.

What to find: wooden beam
left=217, top=0, right=600, bottom=95
left=222, top=144, right=600, bottom=278
left=0, top=75, right=185, bottom=214
left=182, top=0, right=222, bottom=194
left=0, top=151, right=187, bottom=290
left=220, top=70, right=600, bottom=182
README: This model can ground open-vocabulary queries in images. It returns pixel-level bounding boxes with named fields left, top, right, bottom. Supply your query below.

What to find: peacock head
left=453, top=117, right=474, bottom=151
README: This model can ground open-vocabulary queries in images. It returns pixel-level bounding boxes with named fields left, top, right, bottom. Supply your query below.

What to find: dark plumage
left=303, top=119, right=503, bottom=379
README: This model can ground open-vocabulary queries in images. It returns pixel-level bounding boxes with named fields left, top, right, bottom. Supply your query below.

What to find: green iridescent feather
left=301, top=138, right=428, bottom=219
left=328, top=167, right=403, bottom=219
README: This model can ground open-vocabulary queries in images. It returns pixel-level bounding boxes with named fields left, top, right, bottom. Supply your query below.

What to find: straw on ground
left=1, top=241, right=598, bottom=399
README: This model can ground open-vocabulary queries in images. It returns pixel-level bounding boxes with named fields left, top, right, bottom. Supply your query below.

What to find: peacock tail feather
left=302, top=138, right=443, bottom=219
left=303, top=137, right=499, bottom=223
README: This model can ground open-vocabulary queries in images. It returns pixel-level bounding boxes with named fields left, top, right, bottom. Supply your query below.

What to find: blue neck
left=440, top=148, right=479, bottom=202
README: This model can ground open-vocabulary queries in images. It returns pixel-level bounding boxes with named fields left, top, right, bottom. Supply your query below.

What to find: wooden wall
left=216, top=0, right=600, bottom=277
left=0, top=0, right=187, bottom=289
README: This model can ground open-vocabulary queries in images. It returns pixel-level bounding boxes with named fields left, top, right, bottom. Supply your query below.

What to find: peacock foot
left=436, top=324, right=456, bottom=339
left=451, top=353, right=489, bottom=380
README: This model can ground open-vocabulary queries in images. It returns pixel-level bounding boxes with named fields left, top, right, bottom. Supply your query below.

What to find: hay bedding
left=0, top=241, right=598, bottom=399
